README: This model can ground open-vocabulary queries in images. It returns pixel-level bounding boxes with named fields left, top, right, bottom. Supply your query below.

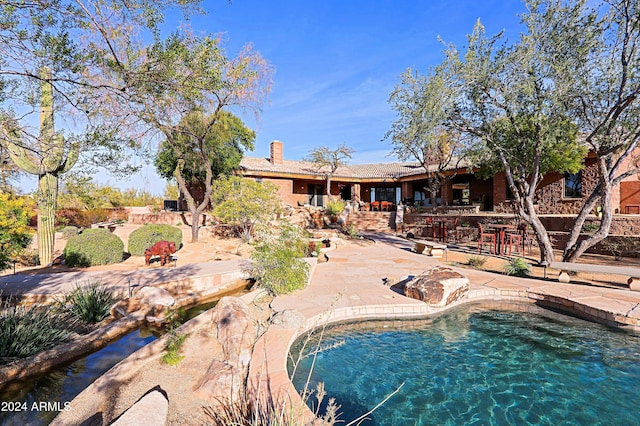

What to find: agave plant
left=0, top=302, right=74, bottom=365
left=56, top=281, right=119, bottom=324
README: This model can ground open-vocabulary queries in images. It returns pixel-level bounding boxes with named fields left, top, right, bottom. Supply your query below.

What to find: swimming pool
left=289, top=303, right=640, bottom=425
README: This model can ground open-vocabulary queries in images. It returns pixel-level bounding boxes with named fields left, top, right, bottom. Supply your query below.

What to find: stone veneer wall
left=492, top=159, right=602, bottom=215
left=347, top=211, right=397, bottom=232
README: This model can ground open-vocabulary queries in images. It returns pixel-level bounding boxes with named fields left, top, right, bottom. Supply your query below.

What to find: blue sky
left=17, top=0, right=528, bottom=193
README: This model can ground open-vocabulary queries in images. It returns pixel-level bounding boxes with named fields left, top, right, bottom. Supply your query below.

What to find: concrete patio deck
left=248, top=232, right=640, bottom=421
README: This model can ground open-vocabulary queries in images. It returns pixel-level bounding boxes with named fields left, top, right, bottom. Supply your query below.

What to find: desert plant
left=325, top=199, right=346, bottom=218
left=248, top=221, right=310, bottom=295
left=56, top=281, right=118, bottom=324
left=504, top=257, right=530, bottom=277
left=127, top=224, right=182, bottom=256
left=61, top=226, right=80, bottom=239
left=212, top=176, right=282, bottom=242
left=56, top=208, right=91, bottom=228
left=582, top=222, right=600, bottom=234
left=204, top=381, right=339, bottom=426
left=160, top=308, right=187, bottom=365
left=0, top=193, right=34, bottom=271
left=64, top=228, right=124, bottom=267
left=86, top=208, right=110, bottom=224
left=0, top=301, right=74, bottom=365
left=161, top=332, right=186, bottom=366
left=466, top=254, right=488, bottom=268
left=14, top=248, right=39, bottom=267
left=344, top=223, right=360, bottom=239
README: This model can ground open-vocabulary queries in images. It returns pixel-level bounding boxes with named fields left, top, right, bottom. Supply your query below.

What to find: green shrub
left=325, top=199, right=346, bottom=217
left=0, top=193, right=34, bottom=271
left=504, top=257, right=530, bottom=277
left=61, top=226, right=80, bottom=239
left=249, top=221, right=310, bottom=295
left=15, top=248, right=39, bottom=267
left=161, top=333, right=186, bottom=366
left=0, top=302, right=74, bottom=365
left=344, top=223, right=360, bottom=238
left=466, top=254, right=488, bottom=268
left=64, top=229, right=124, bottom=267
left=127, top=224, right=182, bottom=256
left=56, top=281, right=119, bottom=324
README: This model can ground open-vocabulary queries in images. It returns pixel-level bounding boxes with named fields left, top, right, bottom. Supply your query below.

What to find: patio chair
left=515, top=223, right=534, bottom=254
left=381, top=201, right=390, bottom=211
left=371, top=201, right=380, bottom=211
left=507, top=229, right=522, bottom=255
left=477, top=223, right=496, bottom=254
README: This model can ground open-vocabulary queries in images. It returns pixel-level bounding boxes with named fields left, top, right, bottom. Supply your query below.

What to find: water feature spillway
left=0, top=329, right=155, bottom=426
left=0, top=284, right=248, bottom=426
left=289, top=303, right=640, bottom=426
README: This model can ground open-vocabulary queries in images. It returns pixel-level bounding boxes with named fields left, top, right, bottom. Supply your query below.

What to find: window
left=564, top=171, right=582, bottom=198
left=372, top=187, right=398, bottom=203
left=505, top=178, right=515, bottom=200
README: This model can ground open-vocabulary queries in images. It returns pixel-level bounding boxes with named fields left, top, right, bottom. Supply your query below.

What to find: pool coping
left=247, top=236, right=640, bottom=423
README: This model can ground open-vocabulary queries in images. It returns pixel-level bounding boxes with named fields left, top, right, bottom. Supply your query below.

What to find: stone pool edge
left=248, top=284, right=640, bottom=424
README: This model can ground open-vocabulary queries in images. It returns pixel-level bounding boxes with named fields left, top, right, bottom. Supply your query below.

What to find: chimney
left=270, top=140, right=283, bottom=165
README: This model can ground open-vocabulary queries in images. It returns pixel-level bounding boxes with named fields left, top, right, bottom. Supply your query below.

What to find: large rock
left=215, top=296, right=256, bottom=370
left=193, top=297, right=257, bottom=406
left=192, top=361, right=240, bottom=406
left=135, top=286, right=175, bottom=307
left=403, top=267, right=469, bottom=307
left=111, top=387, right=168, bottom=426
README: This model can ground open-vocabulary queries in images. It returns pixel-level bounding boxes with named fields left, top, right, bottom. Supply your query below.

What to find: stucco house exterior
left=238, top=141, right=640, bottom=215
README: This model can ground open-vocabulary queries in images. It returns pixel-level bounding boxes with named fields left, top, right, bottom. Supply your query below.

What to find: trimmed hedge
left=61, top=226, right=80, bottom=239
left=64, top=229, right=124, bottom=267
left=127, top=224, right=182, bottom=256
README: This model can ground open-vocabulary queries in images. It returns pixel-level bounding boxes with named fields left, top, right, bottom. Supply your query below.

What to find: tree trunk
left=518, top=193, right=556, bottom=264
left=190, top=210, right=200, bottom=243
left=563, top=173, right=614, bottom=262
left=37, top=172, right=58, bottom=265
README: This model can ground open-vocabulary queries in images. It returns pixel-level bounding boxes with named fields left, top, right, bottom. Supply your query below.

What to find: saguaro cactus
left=0, top=69, right=79, bottom=265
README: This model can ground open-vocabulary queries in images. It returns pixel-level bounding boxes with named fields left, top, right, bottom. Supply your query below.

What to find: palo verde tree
left=433, top=12, right=593, bottom=263
left=305, top=144, right=354, bottom=198
left=109, top=31, right=271, bottom=242
left=211, top=176, right=281, bottom=242
left=532, top=0, right=640, bottom=262
left=103, top=31, right=271, bottom=242
left=154, top=110, right=255, bottom=237
left=386, top=67, right=465, bottom=202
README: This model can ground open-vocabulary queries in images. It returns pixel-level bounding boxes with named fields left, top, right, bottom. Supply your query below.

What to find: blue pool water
left=289, top=304, right=640, bottom=425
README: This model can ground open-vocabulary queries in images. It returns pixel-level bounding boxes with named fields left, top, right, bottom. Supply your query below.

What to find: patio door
left=308, top=184, right=325, bottom=207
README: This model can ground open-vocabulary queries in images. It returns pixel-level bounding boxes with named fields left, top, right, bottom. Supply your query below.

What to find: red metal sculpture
left=144, top=241, right=177, bottom=266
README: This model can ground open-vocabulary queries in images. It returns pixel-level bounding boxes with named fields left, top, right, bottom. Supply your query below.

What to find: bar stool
left=507, top=231, right=522, bottom=255
left=477, top=223, right=496, bottom=254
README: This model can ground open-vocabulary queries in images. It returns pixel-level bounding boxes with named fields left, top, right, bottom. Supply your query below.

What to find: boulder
left=111, top=387, right=168, bottom=426
left=110, top=298, right=142, bottom=318
left=270, top=309, right=306, bottom=330
left=192, top=361, right=241, bottom=406
left=135, top=286, right=175, bottom=307
left=403, top=267, right=469, bottom=307
left=215, top=296, right=256, bottom=370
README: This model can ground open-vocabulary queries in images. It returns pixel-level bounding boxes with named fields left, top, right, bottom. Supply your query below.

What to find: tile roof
left=239, top=156, right=433, bottom=180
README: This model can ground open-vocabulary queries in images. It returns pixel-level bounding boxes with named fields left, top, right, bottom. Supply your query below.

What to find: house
left=238, top=141, right=640, bottom=215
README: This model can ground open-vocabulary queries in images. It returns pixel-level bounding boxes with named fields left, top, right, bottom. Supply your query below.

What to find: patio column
left=352, top=183, right=361, bottom=202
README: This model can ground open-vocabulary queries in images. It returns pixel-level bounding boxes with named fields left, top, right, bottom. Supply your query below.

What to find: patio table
left=487, top=224, right=514, bottom=255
